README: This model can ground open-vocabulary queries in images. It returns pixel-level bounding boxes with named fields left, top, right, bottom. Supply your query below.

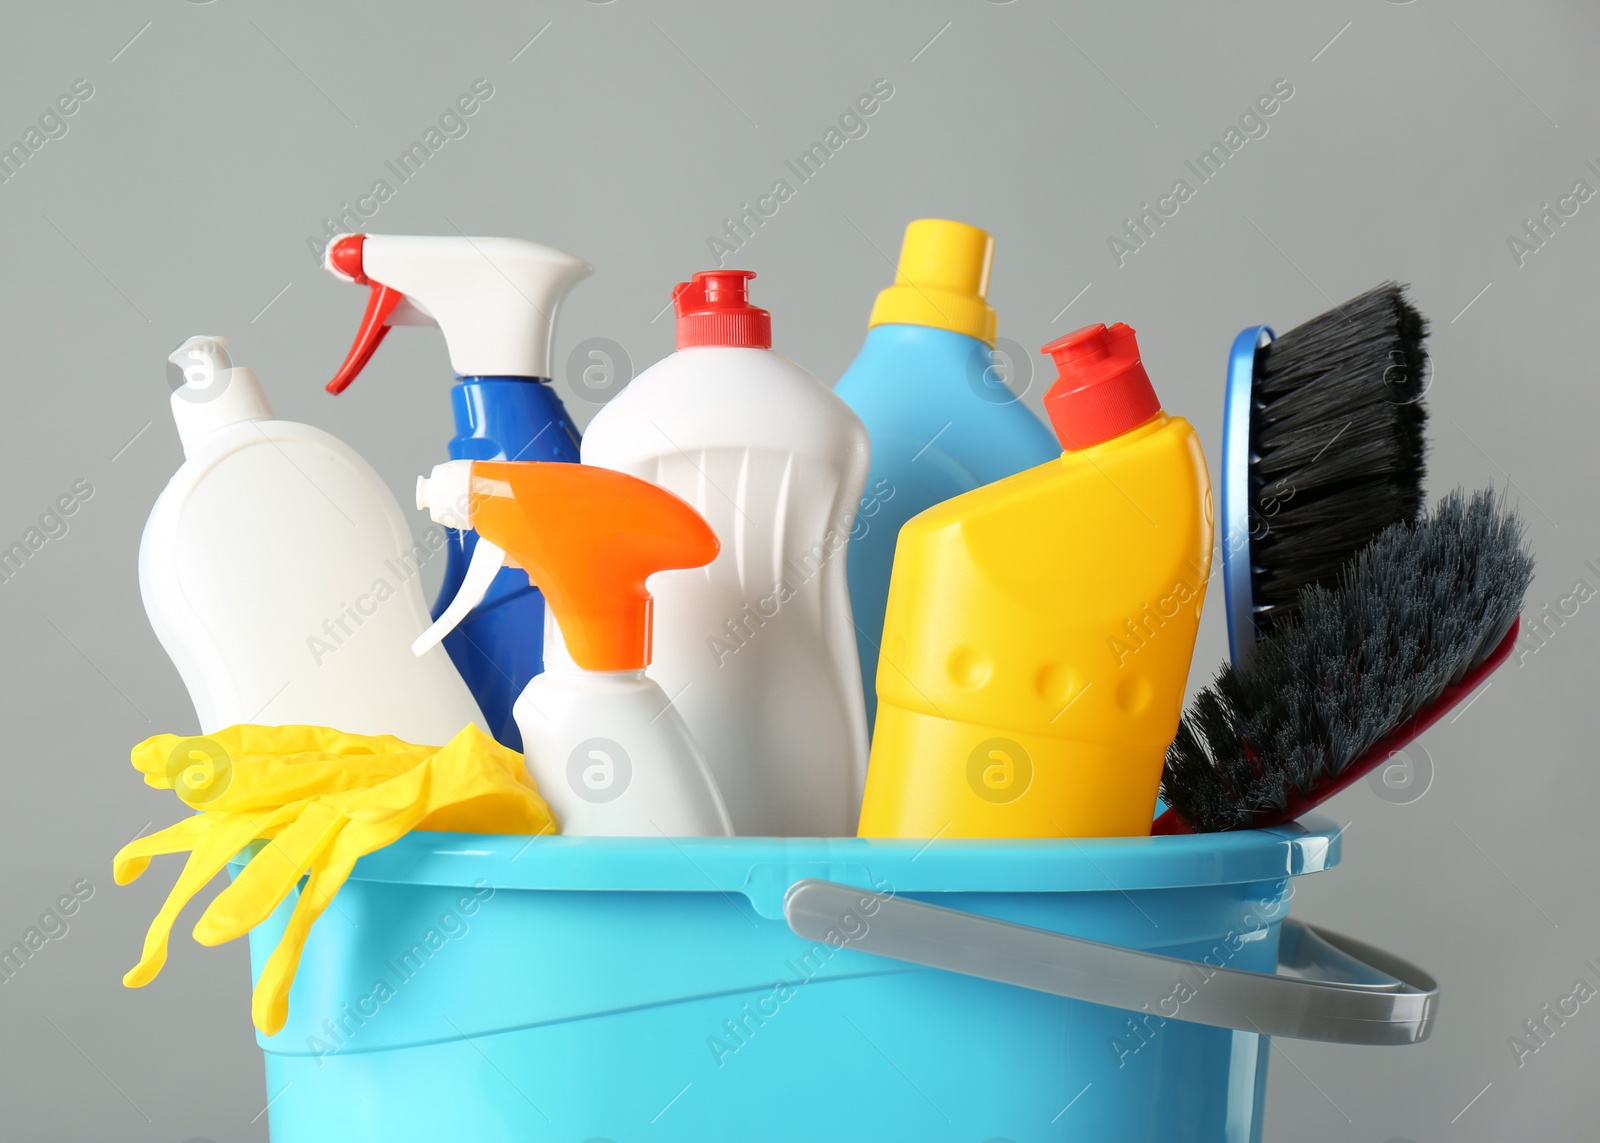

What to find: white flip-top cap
left=168, top=335, right=273, bottom=455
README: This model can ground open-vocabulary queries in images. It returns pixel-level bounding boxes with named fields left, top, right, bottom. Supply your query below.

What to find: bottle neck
left=540, top=663, right=649, bottom=683
left=449, top=375, right=581, bottom=464
left=865, top=322, right=989, bottom=350
left=541, top=610, right=646, bottom=680
left=853, top=323, right=1000, bottom=400
left=173, top=366, right=274, bottom=456
left=1059, top=411, right=1167, bottom=456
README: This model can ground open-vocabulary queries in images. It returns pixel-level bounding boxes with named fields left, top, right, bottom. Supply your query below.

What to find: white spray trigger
left=412, top=539, right=505, bottom=656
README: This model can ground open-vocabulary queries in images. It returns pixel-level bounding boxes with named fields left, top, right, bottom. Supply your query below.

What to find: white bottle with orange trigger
left=413, top=459, right=733, bottom=837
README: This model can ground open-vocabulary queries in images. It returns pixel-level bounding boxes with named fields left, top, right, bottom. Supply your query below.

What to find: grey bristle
left=1249, top=282, right=1429, bottom=635
left=1161, top=488, right=1533, bottom=833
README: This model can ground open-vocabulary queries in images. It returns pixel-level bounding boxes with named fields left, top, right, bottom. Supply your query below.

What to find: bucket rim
left=268, top=814, right=1341, bottom=918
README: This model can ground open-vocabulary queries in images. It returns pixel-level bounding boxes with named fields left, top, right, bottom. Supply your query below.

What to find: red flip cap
left=325, top=234, right=404, bottom=394
left=1040, top=322, right=1162, bottom=450
left=674, top=270, right=771, bottom=349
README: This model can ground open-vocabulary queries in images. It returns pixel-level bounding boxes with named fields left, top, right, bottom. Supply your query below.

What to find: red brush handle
left=1152, top=616, right=1522, bottom=836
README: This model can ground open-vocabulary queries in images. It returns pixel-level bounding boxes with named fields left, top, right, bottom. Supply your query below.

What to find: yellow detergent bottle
left=857, top=322, right=1213, bottom=838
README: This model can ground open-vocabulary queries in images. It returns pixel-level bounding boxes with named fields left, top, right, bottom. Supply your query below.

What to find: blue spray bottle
left=834, top=219, right=1059, bottom=728
left=323, top=233, right=591, bottom=749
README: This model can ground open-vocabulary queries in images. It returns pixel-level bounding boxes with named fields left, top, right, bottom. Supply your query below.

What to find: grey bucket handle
left=784, top=879, right=1437, bottom=1046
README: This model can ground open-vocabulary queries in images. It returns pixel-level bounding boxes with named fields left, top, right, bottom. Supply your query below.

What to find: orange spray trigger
left=444, top=461, right=718, bottom=672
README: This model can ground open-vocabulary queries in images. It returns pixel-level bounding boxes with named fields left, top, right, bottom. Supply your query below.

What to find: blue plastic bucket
left=242, top=815, right=1402, bottom=1142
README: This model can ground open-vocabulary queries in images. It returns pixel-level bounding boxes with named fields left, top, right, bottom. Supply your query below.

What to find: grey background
left=1, top=0, right=1595, bottom=1139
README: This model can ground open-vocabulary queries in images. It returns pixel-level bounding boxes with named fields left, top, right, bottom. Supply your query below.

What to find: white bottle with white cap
left=139, top=335, right=486, bottom=742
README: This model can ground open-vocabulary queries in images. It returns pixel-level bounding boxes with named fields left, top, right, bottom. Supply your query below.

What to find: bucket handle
left=784, top=879, right=1437, bottom=1046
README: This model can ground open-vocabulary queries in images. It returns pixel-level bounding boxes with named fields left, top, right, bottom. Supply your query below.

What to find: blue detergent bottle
left=322, top=233, right=591, bottom=748
left=834, top=219, right=1059, bottom=728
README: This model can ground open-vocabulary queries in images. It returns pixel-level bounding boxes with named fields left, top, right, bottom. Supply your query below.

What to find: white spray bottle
left=139, top=336, right=486, bottom=742
left=321, top=233, right=592, bottom=754
left=413, top=459, right=732, bottom=836
left=581, top=270, right=870, bottom=836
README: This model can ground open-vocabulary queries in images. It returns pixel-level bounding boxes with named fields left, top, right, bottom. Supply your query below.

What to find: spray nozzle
left=412, top=461, right=718, bottom=672
left=322, top=233, right=592, bottom=395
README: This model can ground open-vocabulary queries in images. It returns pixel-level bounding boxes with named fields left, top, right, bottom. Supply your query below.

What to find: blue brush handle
left=1223, top=326, right=1274, bottom=666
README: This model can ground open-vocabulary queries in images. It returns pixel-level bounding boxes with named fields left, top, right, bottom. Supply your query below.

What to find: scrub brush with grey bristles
left=1222, top=282, right=1430, bottom=667
left=1155, top=488, right=1532, bottom=834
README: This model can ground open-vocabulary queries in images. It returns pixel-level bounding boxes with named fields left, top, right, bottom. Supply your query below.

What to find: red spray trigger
left=325, top=234, right=403, bottom=395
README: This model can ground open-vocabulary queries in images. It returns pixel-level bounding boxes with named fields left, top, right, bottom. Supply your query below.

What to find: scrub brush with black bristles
left=1222, top=282, right=1430, bottom=665
left=1155, top=488, right=1533, bottom=834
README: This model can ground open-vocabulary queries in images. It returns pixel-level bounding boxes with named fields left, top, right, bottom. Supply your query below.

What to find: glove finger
left=187, top=750, right=430, bottom=814
left=132, top=725, right=430, bottom=790
left=251, top=828, right=367, bottom=1036
left=121, top=812, right=268, bottom=989
left=113, top=814, right=214, bottom=885
left=129, top=733, right=185, bottom=780
left=193, top=801, right=344, bottom=946
left=250, top=779, right=438, bottom=1035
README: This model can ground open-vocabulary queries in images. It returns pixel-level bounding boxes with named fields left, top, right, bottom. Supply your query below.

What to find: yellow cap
left=867, top=219, right=997, bottom=346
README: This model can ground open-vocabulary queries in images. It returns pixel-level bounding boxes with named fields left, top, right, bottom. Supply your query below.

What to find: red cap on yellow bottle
left=1040, top=323, right=1162, bottom=450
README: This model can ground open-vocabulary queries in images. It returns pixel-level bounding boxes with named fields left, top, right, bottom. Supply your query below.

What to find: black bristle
left=1161, top=489, right=1533, bottom=833
left=1249, top=282, right=1429, bottom=634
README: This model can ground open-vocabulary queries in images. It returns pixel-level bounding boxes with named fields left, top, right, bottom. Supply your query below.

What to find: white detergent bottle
left=139, top=336, right=486, bottom=742
left=413, top=459, right=732, bottom=836
left=581, top=271, right=870, bottom=836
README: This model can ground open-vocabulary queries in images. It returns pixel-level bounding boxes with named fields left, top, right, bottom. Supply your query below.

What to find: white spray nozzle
left=416, top=460, right=476, bottom=529
left=413, top=538, right=506, bottom=657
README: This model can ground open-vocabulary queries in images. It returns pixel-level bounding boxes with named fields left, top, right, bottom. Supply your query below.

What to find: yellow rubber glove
left=116, top=723, right=557, bottom=1034
left=132, top=725, right=434, bottom=810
